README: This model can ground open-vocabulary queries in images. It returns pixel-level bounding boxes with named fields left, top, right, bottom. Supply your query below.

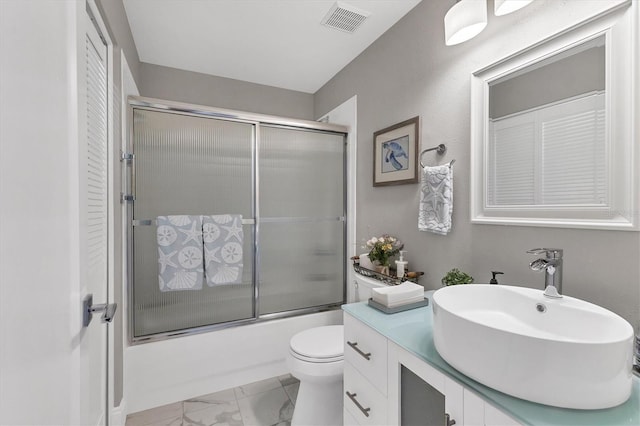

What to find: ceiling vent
left=321, top=2, right=371, bottom=34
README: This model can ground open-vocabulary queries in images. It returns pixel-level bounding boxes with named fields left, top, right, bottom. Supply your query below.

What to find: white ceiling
left=123, top=0, right=422, bottom=93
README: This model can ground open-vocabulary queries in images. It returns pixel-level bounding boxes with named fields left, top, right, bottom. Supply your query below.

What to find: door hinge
left=121, top=193, right=135, bottom=203
left=120, top=151, right=134, bottom=162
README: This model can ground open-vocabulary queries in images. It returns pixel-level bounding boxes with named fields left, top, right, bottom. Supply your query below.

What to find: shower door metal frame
left=125, top=96, right=348, bottom=344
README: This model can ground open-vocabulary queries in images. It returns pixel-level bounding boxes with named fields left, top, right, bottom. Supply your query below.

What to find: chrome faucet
left=527, top=248, right=563, bottom=298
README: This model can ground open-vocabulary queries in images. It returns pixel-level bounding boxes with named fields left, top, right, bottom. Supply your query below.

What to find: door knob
left=82, top=294, right=117, bottom=327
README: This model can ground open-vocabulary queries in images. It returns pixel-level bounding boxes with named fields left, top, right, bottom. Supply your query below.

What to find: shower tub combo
left=123, top=97, right=348, bottom=413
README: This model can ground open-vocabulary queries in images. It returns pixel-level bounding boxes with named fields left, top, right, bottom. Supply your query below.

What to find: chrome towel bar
left=132, top=218, right=255, bottom=226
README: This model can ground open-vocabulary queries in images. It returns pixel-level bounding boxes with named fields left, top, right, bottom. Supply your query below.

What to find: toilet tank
left=353, top=272, right=390, bottom=302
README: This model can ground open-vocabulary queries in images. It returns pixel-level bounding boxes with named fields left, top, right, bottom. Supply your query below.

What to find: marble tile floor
left=125, top=374, right=300, bottom=426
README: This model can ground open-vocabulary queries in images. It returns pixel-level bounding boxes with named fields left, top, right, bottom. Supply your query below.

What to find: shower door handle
left=82, top=294, right=118, bottom=327
left=120, top=150, right=135, bottom=204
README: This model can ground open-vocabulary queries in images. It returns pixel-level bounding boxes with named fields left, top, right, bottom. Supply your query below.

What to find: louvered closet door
left=81, top=10, right=109, bottom=426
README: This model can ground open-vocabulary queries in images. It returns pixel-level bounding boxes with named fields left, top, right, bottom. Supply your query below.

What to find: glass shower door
left=131, top=109, right=255, bottom=337
left=258, top=125, right=346, bottom=315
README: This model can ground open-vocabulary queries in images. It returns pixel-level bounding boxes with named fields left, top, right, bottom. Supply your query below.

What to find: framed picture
left=373, top=116, right=419, bottom=186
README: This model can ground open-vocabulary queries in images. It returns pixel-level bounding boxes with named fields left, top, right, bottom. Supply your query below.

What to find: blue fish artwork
left=382, top=136, right=409, bottom=172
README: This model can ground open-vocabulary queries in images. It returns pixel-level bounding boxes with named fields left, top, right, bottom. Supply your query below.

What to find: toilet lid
left=290, top=325, right=344, bottom=361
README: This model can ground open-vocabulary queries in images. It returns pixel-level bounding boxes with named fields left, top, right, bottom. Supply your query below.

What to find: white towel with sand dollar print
left=157, top=215, right=204, bottom=292
left=203, top=215, right=244, bottom=285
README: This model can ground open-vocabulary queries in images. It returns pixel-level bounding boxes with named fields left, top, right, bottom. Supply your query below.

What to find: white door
left=81, top=9, right=110, bottom=426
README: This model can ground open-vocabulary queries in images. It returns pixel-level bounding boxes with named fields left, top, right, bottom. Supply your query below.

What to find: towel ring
left=420, top=144, right=454, bottom=168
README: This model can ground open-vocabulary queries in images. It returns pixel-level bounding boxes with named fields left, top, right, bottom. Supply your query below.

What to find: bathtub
left=124, top=309, right=342, bottom=414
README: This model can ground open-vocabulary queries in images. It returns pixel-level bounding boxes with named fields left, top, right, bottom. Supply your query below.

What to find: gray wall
left=139, top=63, right=315, bottom=120
left=314, top=0, right=639, bottom=328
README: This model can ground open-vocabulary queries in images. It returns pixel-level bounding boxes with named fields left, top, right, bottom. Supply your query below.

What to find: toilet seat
left=290, top=349, right=343, bottom=363
left=289, top=325, right=344, bottom=363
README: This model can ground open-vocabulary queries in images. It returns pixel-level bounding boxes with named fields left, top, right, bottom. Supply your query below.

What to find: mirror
left=470, top=4, right=637, bottom=230
left=489, top=38, right=604, bottom=121
left=488, top=36, right=605, bottom=208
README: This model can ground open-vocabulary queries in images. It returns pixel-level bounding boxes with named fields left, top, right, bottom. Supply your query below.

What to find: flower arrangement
left=365, top=234, right=403, bottom=267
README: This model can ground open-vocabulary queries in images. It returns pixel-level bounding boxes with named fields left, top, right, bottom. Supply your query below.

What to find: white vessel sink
left=432, top=284, right=634, bottom=409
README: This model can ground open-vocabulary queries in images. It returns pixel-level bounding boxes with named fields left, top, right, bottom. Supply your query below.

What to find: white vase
left=375, top=265, right=390, bottom=276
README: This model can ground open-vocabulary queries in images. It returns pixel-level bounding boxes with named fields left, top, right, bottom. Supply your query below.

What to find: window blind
left=488, top=92, right=606, bottom=208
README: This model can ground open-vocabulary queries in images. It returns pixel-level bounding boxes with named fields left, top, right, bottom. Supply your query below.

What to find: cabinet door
left=444, top=377, right=464, bottom=426
left=485, top=403, right=523, bottom=426
left=463, top=388, right=485, bottom=426
left=389, top=342, right=465, bottom=426
left=401, top=365, right=445, bottom=426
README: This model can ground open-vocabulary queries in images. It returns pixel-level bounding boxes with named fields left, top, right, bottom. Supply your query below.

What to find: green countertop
left=342, top=295, right=640, bottom=426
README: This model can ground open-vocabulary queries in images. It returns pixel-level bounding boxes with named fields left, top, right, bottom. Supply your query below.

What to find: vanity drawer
left=343, top=405, right=360, bottom=426
left=344, top=313, right=388, bottom=394
left=344, top=361, right=388, bottom=426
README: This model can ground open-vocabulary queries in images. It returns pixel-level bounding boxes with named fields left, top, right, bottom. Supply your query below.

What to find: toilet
left=287, top=272, right=387, bottom=426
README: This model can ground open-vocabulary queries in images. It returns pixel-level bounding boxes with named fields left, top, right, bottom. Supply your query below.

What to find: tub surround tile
left=234, top=377, right=282, bottom=399
left=125, top=402, right=183, bottom=426
left=237, top=388, right=294, bottom=426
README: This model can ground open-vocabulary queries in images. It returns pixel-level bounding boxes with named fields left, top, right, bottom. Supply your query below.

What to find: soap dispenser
left=489, top=271, right=504, bottom=284
left=396, top=250, right=408, bottom=278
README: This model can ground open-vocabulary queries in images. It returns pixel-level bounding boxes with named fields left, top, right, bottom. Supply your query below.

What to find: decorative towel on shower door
left=156, top=215, right=204, bottom=291
left=203, top=215, right=244, bottom=285
left=419, top=163, right=453, bottom=235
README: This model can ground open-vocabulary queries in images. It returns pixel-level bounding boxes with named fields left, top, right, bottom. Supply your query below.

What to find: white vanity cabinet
left=344, top=312, right=521, bottom=426
left=343, top=313, right=389, bottom=425
left=343, top=302, right=639, bottom=426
